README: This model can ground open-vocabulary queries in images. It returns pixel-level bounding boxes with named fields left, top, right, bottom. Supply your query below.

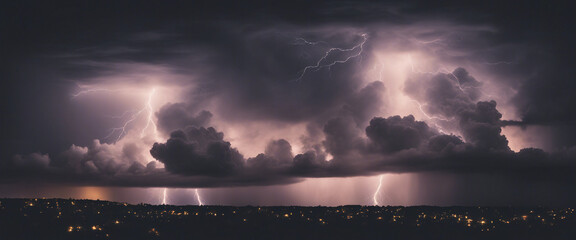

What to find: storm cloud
left=150, top=127, right=244, bottom=176
left=2, top=0, right=575, bottom=205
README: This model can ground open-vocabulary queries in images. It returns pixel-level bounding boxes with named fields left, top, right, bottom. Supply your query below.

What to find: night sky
left=1, top=0, right=575, bottom=206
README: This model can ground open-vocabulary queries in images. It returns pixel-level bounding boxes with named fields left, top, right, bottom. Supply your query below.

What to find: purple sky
left=2, top=0, right=575, bottom=206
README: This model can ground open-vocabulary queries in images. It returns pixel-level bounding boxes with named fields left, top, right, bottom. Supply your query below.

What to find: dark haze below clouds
left=1, top=0, right=576, bottom=205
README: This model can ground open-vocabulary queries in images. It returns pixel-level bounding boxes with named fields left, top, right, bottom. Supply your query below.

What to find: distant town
left=0, top=198, right=574, bottom=239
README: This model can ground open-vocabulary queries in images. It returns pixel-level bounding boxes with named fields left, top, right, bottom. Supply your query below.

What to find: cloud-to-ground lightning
left=162, top=188, right=167, bottom=205
left=295, top=33, right=368, bottom=81
left=73, top=86, right=206, bottom=205
left=195, top=189, right=203, bottom=206
left=373, top=175, right=384, bottom=206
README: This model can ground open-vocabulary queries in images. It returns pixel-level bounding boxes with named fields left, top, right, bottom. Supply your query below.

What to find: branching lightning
left=73, top=87, right=159, bottom=142
left=103, top=88, right=158, bottom=142
left=73, top=86, right=206, bottom=206
left=411, top=100, right=452, bottom=122
left=296, top=33, right=368, bottom=81
left=407, top=55, right=465, bottom=93
left=406, top=56, right=461, bottom=124
left=366, top=37, right=515, bottom=206
left=293, top=38, right=327, bottom=46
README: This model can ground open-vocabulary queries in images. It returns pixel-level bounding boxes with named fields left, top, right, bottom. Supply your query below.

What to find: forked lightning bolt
left=73, top=87, right=158, bottom=142
left=411, top=100, right=452, bottom=122
left=296, top=33, right=368, bottom=81
left=293, top=38, right=327, bottom=46
left=73, top=86, right=205, bottom=205
left=108, top=88, right=158, bottom=142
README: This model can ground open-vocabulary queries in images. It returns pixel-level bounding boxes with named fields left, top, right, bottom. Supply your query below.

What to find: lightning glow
left=373, top=175, right=384, bottom=206
left=293, top=38, right=326, bottom=46
left=73, top=86, right=207, bottom=205
left=71, top=88, right=132, bottom=98
left=482, top=61, right=514, bottom=65
left=140, top=88, right=158, bottom=138
left=296, top=33, right=368, bottom=81
left=411, top=100, right=451, bottom=122
left=195, top=189, right=203, bottom=206
left=100, top=88, right=158, bottom=142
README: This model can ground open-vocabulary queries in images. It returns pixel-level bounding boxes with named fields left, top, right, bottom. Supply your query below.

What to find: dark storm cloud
left=150, top=127, right=244, bottom=176
left=245, top=140, right=294, bottom=170
left=343, top=81, right=386, bottom=125
left=1, top=139, right=299, bottom=188
left=291, top=151, right=329, bottom=175
left=298, top=80, right=385, bottom=160
left=10, top=153, right=50, bottom=170
left=404, top=68, right=477, bottom=119
left=452, top=68, right=482, bottom=101
left=263, top=139, right=294, bottom=164
left=382, top=145, right=576, bottom=182
left=366, top=115, right=436, bottom=153
left=323, top=116, right=365, bottom=157
left=148, top=116, right=575, bottom=183
left=427, top=134, right=464, bottom=152
left=2, top=0, right=575, bottom=199
left=48, top=141, right=154, bottom=176
left=459, top=101, right=510, bottom=151
left=207, top=30, right=370, bottom=123
left=156, top=103, right=213, bottom=134
left=405, top=69, right=510, bottom=151
left=3, top=62, right=575, bottom=188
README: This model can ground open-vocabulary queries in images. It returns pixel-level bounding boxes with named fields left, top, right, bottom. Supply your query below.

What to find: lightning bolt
left=71, top=88, right=132, bottom=98
left=105, top=88, right=158, bottom=142
left=293, top=38, right=327, bottom=46
left=407, top=55, right=457, bottom=79
left=373, top=175, right=383, bottom=206
left=141, top=88, right=158, bottom=138
left=407, top=55, right=467, bottom=94
left=411, top=100, right=452, bottom=122
left=73, top=86, right=206, bottom=206
left=413, top=38, right=443, bottom=45
left=406, top=56, right=464, bottom=123
left=73, top=87, right=159, bottom=142
left=295, top=33, right=368, bottom=81
left=195, top=189, right=203, bottom=206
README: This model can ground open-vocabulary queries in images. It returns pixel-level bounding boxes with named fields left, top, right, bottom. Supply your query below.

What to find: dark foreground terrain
left=0, top=198, right=574, bottom=239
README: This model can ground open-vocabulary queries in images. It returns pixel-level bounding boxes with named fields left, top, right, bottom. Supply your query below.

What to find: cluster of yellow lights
left=12, top=200, right=575, bottom=235
left=148, top=228, right=160, bottom=236
left=67, top=226, right=83, bottom=232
